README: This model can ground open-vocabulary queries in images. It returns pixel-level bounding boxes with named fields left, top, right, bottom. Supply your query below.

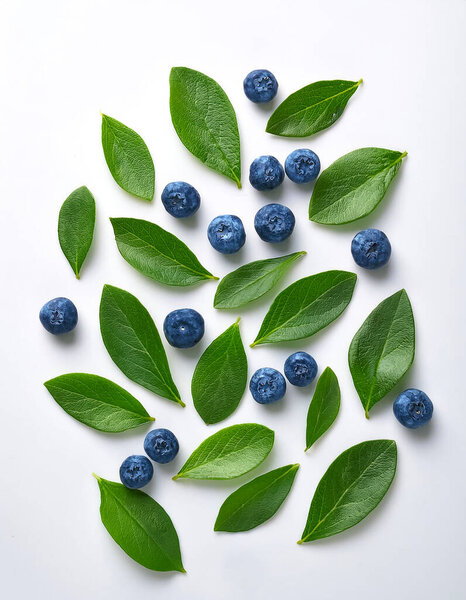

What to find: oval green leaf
left=309, top=147, right=407, bottom=225
left=99, top=284, right=182, bottom=406
left=174, top=423, right=274, bottom=480
left=192, top=319, right=247, bottom=425
left=349, top=289, right=415, bottom=418
left=266, top=79, right=361, bottom=137
left=305, top=367, right=340, bottom=451
left=214, top=464, right=299, bottom=532
left=58, top=186, right=95, bottom=279
left=111, top=217, right=217, bottom=286
left=94, top=476, right=185, bottom=572
left=214, top=251, right=306, bottom=310
left=299, top=439, right=397, bottom=543
left=44, top=373, right=154, bottom=433
left=170, top=67, right=241, bottom=187
left=251, top=270, right=357, bottom=347
left=101, top=114, right=155, bottom=201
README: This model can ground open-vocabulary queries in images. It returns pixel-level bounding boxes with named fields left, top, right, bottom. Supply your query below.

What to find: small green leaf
left=305, top=368, right=340, bottom=451
left=251, top=271, right=357, bottom=347
left=214, top=252, right=306, bottom=310
left=99, top=285, right=182, bottom=406
left=349, top=289, right=415, bottom=418
left=309, top=147, right=407, bottom=225
left=214, top=464, right=299, bottom=532
left=94, top=476, right=185, bottom=572
left=299, top=440, right=397, bottom=543
left=44, top=373, right=154, bottom=433
left=174, top=423, right=274, bottom=480
left=101, top=114, right=155, bottom=201
left=170, top=67, right=241, bottom=187
left=111, top=217, right=217, bottom=286
left=58, top=186, right=95, bottom=278
left=192, top=319, right=247, bottom=425
left=266, top=79, right=361, bottom=137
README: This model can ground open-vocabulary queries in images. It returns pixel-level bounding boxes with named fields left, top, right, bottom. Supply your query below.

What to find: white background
left=1, top=1, right=465, bottom=598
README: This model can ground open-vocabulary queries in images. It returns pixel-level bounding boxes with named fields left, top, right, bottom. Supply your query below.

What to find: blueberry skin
left=161, top=181, right=200, bottom=218
left=351, top=228, right=391, bottom=269
left=284, top=352, right=318, bottom=387
left=144, top=428, right=179, bottom=464
left=250, top=367, right=286, bottom=404
left=393, top=389, right=433, bottom=429
left=243, top=69, right=278, bottom=103
left=285, top=149, right=321, bottom=184
left=254, top=203, right=295, bottom=243
left=163, top=308, right=204, bottom=348
left=39, top=297, right=78, bottom=335
left=119, top=455, right=154, bottom=489
left=249, top=155, right=285, bottom=191
left=207, top=215, right=246, bottom=254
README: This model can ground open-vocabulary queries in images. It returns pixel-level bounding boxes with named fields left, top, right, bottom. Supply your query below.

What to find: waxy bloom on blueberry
left=250, top=367, right=286, bottom=404
left=119, top=455, right=153, bottom=489
left=351, top=228, right=391, bottom=269
left=243, top=69, right=278, bottom=103
left=163, top=308, right=204, bottom=348
left=144, top=428, right=179, bottom=464
left=207, top=215, right=246, bottom=254
left=285, top=149, right=320, bottom=184
left=393, top=389, right=433, bottom=429
left=249, top=155, right=284, bottom=191
left=161, top=181, right=200, bottom=218
left=284, top=352, right=318, bottom=387
left=254, top=203, right=295, bottom=243
left=39, top=297, right=78, bottom=335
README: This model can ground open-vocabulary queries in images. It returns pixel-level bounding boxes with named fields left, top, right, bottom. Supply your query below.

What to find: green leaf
left=174, top=423, right=274, bottom=480
left=299, top=440, right=397, bottom=543
left=169, top=67, right=241, bottom=187
left=349, top=289, right=415, bottom=418
left=94, top=476, right=185, bottom=572
left=305, top=368, right=340, bottom=451
left=214, top=252, right=306, bottom=310
left=192, top=319, right=247, bottom=425
left=101, top=114, right=155, bottom=201
left=58, top=186, right=95, bottom=278
left=214, top=464, right=299, bottom=532
left=251, top=270, right=357, bottom=347
left=309, top=147, right=407, bottom=225
left=99, top=285, right=182, bottom=406
left=110, top=217, right=217, bottom=286
left=266, top=79, right=361, bottom=137
left=44, top=373, right=154, bottom=433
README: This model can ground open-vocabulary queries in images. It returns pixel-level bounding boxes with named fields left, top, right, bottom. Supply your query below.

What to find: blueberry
left=351, top=228, right=391, bottom=269
left=207, top=215, right=246, bottom=254
left=254, top=203, right=295, bottom=243
left=250, top=367, right=286, bottom=404
left=39, top=297, right=78, bottom=335
left=284, top=352, right=318, bottom=387
left=163, top=308, right=204, bottom=348
left=285, top=149, right=321, bottom=184
left=249, top=155, right=284, bottom=191
left=144, top=428, right=179, bottom=464
left=161, top=181, right=200, bottom=218
left=393, top=389, right=433, bottom=429
left=243, top=69, right=278, bottom=103
left=119, top=455, right=153, bottom=489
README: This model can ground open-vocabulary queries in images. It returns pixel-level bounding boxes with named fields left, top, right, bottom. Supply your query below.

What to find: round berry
left=249, top=155, right=284, bottom=191
left=119, top=455, right=153, bottom=489
left=39, top=297, right=78, bottom=335
left=243, top=69, right=278, bottom=103
left=284, top=352, right=318, bottom=387
left=207, top=215, right=246, bottom=254
left=285, top=149, right=321, bottom=184
left=163, top=308, right=204, bottom=348
left=144, top=428, right=179, bottom=464
left=250, top=367, right=286, bottom=404
left=351, top=229, right=391, bottom=269
left=161, top=181, right=200, bottom=218
left=254, top=203, right=295, bottom=243
left=393, top=389, right=433, bottom=429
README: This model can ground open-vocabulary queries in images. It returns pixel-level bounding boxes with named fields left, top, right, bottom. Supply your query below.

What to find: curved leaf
left=305, top=367, right=340, bottom=451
